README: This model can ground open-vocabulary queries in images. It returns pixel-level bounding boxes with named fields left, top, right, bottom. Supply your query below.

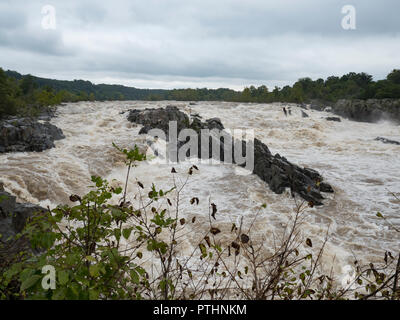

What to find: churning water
left=1, top=101, right=399, bottom=279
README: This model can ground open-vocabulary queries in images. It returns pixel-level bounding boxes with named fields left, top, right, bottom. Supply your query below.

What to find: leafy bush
left=1, top=145, right=399, bottom=300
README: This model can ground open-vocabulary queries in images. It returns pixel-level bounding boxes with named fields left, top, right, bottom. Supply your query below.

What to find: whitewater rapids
left=0, top=101, right=399, bottom=280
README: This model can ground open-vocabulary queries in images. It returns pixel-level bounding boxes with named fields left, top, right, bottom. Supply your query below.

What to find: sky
left=0, top=0, right=399, bottom=90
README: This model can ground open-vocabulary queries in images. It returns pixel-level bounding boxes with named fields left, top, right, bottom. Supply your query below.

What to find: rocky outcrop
left=0, top=118, right=64, bottom=153
left=0, top=187, right=46, bottom=241
left=375, top=137, right=400, bottom=146
left=309, top=100, right=332, bottom=112
left=128, top=105, right=191, bottom=135
left=333, top=99, right=400, bottom=123
left=127, top=106, right=333, bottom=205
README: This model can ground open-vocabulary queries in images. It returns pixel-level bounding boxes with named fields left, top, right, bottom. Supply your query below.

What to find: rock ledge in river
left=0, top=118, right=65, bottom=153
left=127, top=106, right=334, bottom=206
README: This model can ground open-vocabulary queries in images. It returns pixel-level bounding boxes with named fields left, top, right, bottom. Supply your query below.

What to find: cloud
left=0, top=0, right=399, bottom=89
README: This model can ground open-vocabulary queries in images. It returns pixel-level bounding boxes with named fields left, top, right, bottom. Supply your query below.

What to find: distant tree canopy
left=1, top=68, right=400, bottom=119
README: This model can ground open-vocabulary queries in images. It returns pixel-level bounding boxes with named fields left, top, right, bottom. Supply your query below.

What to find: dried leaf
left=231, top=241, right=240, bottom=250
left=240, top=234, right=250, bottom=244
left=231, top=223, right=237, bottom=232
left=211, top=203, right=217, bottom=220
left=204, top=236, right=211, bottom=247
left=69, top=194, right=81, bottom=202
left=306, top=238, right=313, bottom=247
left=210, top=227, right=221, bottom=235
left=137, top=181, right=144, bottom=189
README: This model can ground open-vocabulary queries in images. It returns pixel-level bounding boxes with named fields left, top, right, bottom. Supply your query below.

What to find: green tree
left=387, top=69, right=400, bottom=84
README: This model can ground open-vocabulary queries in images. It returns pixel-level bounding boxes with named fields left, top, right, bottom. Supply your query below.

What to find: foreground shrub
left=1, top=145, right=399, bottom=300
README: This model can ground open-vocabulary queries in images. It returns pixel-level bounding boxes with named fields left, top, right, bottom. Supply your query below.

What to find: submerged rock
left=127, top=106, right=334, bottom=205
left=0, top=118, right=65, bottom=153
left=301, top=111, right=309, bottom=118
left=326, top=117, right=341, bottom=122
left=375, top=137, right=400, bottom=145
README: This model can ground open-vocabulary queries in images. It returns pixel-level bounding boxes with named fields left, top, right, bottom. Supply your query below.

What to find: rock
left=301, top=111, right=309, bottom=118
left=326, top=117, right=341, bottom=122
left=333, top=99, right=400, bottom=123
left=205, top=118, right=224, bottom=131
left=127, top=106, right=333, bottom=206
left=37, top=107, right=57, bottom=121
left=191, top=113, right=202, bottom=119
left=0, top=118, right=65, bottom=153
left=375, top=137, right=400, bottom=145
left=1, top=191, right=46, bottom=237
left=12, top=204, right=46, bottom=234
left=309, top=101, right=325, bottom=111
left=0, top=191, right=47, bottom=275
left=0, top=192, right=16, bottom=219
left=324, top=107, right=333, bottom=112
left=127, top=106, right=190, bottom=136
left=0, top=190, right=46, bottom=241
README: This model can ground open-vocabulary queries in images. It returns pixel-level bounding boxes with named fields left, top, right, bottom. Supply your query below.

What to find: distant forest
left=1, top=67, right=400, bottom=119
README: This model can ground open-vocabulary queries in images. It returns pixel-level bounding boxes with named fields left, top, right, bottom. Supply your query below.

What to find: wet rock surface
left=127, top=106, right=334, bottom=205
left=301, top=111, right=309, bottom=118
left=0, top=117, right=65, bottom=153
left=326, top=117, right=342, bottom=122
left=375, top=137, right=400, bottom=145
left=333, top=99, right=400, bottom=123
left=0, top=188, right=46, bottom=241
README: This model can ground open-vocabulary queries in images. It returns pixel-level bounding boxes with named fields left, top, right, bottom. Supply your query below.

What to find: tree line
left=1, top=67, right=400, bottom=119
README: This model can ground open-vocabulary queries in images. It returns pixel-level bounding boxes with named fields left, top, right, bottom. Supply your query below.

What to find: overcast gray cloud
left=0, top=0, right=399, bottom=89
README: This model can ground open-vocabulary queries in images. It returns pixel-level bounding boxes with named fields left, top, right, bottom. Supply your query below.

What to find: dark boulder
left=375, top=137, right=400, bottom=145
left=128, top=106, right=190, bottom=135
left=127, top=106, right=334, bottom=206
left=333, top=99, right=400, bottom=123
left=326, top=117, right=341, bottom=122
left=310, top=102, right=325, bottom=111
left=0, top=118, right=65, bottom=153
left=301, top=111, right=309, bottom=118
left=0, top=191, right=47, bottom=238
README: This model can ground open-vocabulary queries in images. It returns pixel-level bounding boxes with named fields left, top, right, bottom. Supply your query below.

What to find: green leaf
left=113, top=228, right=121, bottom=242
left=122, top=227, right=133, bottom=240
left=86, top=255, right=96, bottom=262
left=89, top=264, right=100, bottom=277
left=20, top=274, right=41, bottom=291
left=130, top=270, right=140, bottom=285
left=58, top=270, right=69, bottom=285
left=52, top=287, right=66, bottom=300
left=19, top=268, right=35, bottom=283
left=89, top=289, right=100, bottom=300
